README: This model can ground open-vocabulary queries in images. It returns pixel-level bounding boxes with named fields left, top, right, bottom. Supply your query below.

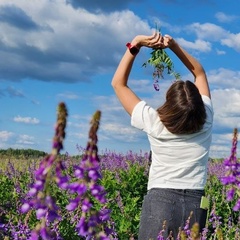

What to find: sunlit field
left=0, top=103, right=239, bottom=240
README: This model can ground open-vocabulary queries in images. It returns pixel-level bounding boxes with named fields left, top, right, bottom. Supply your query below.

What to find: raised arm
left=111, top=32, right=164, bottom=115
left=164, top=35, right=211, bottom=98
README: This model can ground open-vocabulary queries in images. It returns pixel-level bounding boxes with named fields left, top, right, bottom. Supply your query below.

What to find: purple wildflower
left=74, top=166, right=85, bottom=178
left=20, top=102, right=68, bottom=239
left=66, top=196, right=81, bottom=211
left=29, top=230, right=39, bottom=240
left=21, top=203, right=31, bottom=214
left=82, top=198, right=92, bottom=212
left=153, top=82, right=160, bottom=91
left=208, top=202, right=222, bottom=235
left=221, top=128, right=240, bottom=211
left=66, top=111, right=114, bottom=238
left=76, top=216, right=89, bottom=236
left=36, top=208, right=47, bottom=220
left=233, top=199, right=240, bottom=211
left=183, top=211, right=193, bottom=237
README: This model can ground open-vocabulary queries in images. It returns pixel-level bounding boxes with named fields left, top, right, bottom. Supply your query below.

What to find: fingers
left=148, top=31, right=160, bottom=41
left=137, top=32, right=170, bottom=49
left=164, top=34, right=172, bottom=39
left=149, top=33, right=165, bottom=49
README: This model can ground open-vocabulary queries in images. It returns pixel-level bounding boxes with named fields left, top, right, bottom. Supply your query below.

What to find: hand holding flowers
left=138, top=31, right=181, bottom=91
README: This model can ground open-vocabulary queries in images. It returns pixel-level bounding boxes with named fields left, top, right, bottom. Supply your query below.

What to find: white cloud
left=101, top=122, right=140, bottom=142
left=210, top=132, right=239, bottom=158
left=208, top=68, right=240, bottom=89
left=0, top=131, right=14, bottom=142
left=129, top=79, right=154, bottom=93
left=17, top=134, right=35, bottom=145
left=221, top=33, right=240, bottom=52
left=13, top=116, right=40, bottom=124
left=187, top=22, right=227, bottom=41
left=0, top=1, right=152, bottom=82
left=215, top=12, right=238, bottom=23
left=186, top=22, right=240, bottom=52
left=57, top=92, right=79, bottom=100
left=211, top=88, right=240, bottom=129
left=176, top=38, right=212, bottom=52
left=215, top=49, right=226, bottom=55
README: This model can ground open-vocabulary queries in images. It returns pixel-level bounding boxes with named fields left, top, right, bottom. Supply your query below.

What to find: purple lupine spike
left=157, top=220, right=167, bottom=240
left=221, top=128, right=240, bottom=211
left=183, top=211, right=192, bottom=236
left=21, top=102, right=68, bottom=238
left=208, top=202, right=222, bottom=231
left=55, top=161, right=69, bottom=189
left=65, top=110, right=115, bottom=238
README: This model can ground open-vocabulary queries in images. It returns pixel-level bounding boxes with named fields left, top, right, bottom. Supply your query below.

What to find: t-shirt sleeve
left=131, top=101, right=164, bottom=134
left=202, top=95, right=214, bottom=124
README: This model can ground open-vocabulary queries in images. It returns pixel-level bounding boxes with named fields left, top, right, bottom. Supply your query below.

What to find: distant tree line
left=0, top=148, right=47, bottom=159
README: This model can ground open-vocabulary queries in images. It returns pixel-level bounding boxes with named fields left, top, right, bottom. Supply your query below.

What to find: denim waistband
left=174, top=188, right=204, bottom=194
left=150, top=187, right=205, bottom=195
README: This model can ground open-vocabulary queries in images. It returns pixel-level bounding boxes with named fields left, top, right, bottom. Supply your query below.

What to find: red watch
left=126, top=42, right=139, bottom=56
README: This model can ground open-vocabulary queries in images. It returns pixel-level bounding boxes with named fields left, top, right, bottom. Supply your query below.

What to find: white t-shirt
left=131, top=95, right=213, bottom=190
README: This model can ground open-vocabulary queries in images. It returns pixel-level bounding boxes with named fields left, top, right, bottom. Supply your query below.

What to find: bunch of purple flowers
left=21, top=102, right=67, bottom=239
left=20, top=103, right=115, bottom=239
left=221, top=128, right=240, bottom=211
left=66, top=110, right=116, bottom=239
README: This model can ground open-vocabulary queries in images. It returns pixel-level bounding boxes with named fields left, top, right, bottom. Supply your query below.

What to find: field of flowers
left=0, top=103, right=239, bottom=240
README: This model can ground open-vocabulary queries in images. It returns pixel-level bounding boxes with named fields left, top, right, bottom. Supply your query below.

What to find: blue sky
left=1, top=0, right=240, bottom=158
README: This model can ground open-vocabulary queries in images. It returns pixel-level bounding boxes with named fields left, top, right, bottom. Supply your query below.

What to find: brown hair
left=157, top=80, right=206, bottom=134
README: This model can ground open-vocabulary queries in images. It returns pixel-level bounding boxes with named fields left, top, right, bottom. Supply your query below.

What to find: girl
left=111, top=32, right=213, bottom=239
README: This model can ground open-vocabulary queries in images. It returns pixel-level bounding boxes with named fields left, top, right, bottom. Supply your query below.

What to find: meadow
left=0, top=103, right=239, bottom=240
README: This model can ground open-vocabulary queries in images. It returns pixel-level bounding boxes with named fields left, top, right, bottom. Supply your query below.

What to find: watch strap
left=126, top=42, right=139, bottom=56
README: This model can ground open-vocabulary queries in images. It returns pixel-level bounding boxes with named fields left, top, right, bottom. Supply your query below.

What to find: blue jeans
left=138, top=188, right=207, bottom=240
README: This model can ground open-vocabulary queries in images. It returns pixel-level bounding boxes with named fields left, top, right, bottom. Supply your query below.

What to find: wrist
left=169, top=40, right=178, bottom=50
left=126, top=42, right=140, bottom=56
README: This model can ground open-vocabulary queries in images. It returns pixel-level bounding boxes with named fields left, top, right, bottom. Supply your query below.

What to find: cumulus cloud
left=215, top=12, right=238, bottom=23
left=210, top=131, right=239, bottom=158
left=0, top=131, right=14, bottom=141
left=186, top=22, right=227, bottom=41
left=101, top=122, right=141, bottom=142
left=0, top=0, right=151, bottom=83
left=13, top=116, right=40, bottom=124
left=208, top=68, right=240, bottom=89
left=66, top=0, right=145, bottom=12
left=0, top=4, right=40, bottom=30
left=17, top=134, right=35, bottom=145
left=211, top=88, right=240, bottom=133
left=176, top=38, right=212, bottom=52
left=221, top=33, right=240, bottom=52
left=215, top=49, right=226, bottom=55
left=186, top=22, right=240, bottom=53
